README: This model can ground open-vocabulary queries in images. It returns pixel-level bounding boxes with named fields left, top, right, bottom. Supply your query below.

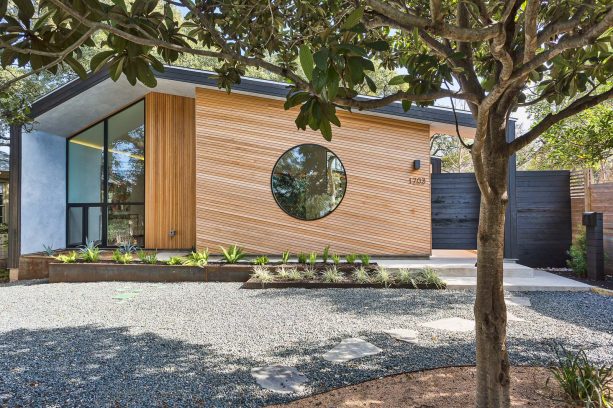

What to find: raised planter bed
left=49, top=262, right=253, bottom=283
left=242, top=278, right=445, bottom=289
left=19, top=254, right=56, bottom=279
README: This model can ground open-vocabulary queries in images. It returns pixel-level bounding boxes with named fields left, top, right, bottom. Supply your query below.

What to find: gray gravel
left=0, top=281, right=612, bottom=407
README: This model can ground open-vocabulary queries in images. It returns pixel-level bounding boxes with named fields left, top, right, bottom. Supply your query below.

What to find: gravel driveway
left=0, top=281, right=612, bottom=407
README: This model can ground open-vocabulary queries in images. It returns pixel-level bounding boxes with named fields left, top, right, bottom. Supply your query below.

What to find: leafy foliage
left=183, top=249, right=209, bottom=267
left=252, top=255, right=269, bottom=266
left=331, top=253, right=341, bottom=265
left=281, top=250, right=291, bottom=264
left=56, top=251, right=78, bottom=263
left=113, top=249, right=133, bottom=264
left=345, top=253, right=358, bottom=264
left=166, top=256, right=184, bottom=265
left=220, top=244, right=244, bottom=264
left=297, top=252, right=307, bottom=264
left=359, top=254, right=371, bottom=265
left=549, top=345, right=613, bottom=407
left=137, top=250, right=158, bottom=264
left=322, top=245, right=330, bottom=263
left=308, top=251, right=317, bottom=266
left=567, top=231, right=588, bottom=278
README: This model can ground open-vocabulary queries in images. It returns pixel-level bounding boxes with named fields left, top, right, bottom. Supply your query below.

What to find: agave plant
left=220, top=244, right=245, bottom=264
left=79, top=239, right=100, bottom=263
left=42, top=244, right=55, bottom=256
left=118, top=242, right=139, bottom=254
left=183, top=249, right=209, bottom=267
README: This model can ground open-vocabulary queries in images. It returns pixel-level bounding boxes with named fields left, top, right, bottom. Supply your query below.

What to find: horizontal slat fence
left=432, top=170, right=572, bottom=267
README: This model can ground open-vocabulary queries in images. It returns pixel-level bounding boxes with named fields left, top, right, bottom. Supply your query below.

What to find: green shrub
left=182, top=249, right=208, bottom=266
left=166, top=256, right=184, bottom=265
left=308, top=251, right=317, bottom=266
left=345, top=253, right=358, bottom=264
left=138, top=250, right=158, bottom=264
left=374, top=266, right=394, bottom=287
left=281, top=250, right=290, bottom=264
left=331, top=253, right=341, bottom=265
left=220, top=244, right=245, bottom=263
left=252, top=255, right=269, bottom=265
left=297, top=252, right=307, bottom=264
left=352, top=266, right=371, bottom=284
left=549, top=345, right=612, bottom=407
left=359, top=254, right=371, bottom=265
left=251, top=265, right=274, bottom=283
left=322, top=266, right=343, bottom=283
left=113, top=249, right=133, bottom=264
left=567, top=231, right=587, bottom=277
left=56, top=251, right=78, bottom=264
left=302, top=266, right=316, bottom=280
left=81, top=246, right=101, bottom=263
left=322, top=245, right=330, bottom=263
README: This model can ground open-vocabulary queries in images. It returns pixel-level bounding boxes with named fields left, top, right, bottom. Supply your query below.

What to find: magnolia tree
left=1, top=0, right=612, bottom=406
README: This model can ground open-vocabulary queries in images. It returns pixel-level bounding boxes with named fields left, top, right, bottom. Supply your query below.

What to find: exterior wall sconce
left=169, top=229, right=176, bottom=238
left=413, top=160, right=421, bottom=170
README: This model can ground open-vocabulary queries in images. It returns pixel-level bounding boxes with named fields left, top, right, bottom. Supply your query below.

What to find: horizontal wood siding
left=195, top=88, right=431, bottom=255
left=145, top=92, right=196, bottom=249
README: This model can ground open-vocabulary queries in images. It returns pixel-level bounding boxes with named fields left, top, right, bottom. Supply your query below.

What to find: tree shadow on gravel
left=249, top=288, right=477, bottom=318
left=0, top=325, right=287, bottom=408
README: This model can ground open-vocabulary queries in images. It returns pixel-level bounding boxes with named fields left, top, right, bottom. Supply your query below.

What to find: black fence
left=431, top=171, right=572, bottom=267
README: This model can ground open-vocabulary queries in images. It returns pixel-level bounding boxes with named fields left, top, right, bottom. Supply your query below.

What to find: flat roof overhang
left=30, top=65, right=481, bottom=137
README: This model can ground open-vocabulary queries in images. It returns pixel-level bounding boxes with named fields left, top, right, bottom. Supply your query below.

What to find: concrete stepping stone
left=420, top=317, right=474, bottom=332
left=507, top=312, right=525, bottom=322
left=323, top=338, right=382, bottom=362
left=505, top=296, right=531, bottom=307
left=383, top=329, right=419, bottom=344
left=250, top=365, right=307, bottom=393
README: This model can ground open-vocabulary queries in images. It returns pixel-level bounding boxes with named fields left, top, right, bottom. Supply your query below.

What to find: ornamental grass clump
left=308, top=251, right=317, bottom=266
left=331, top=253, right=341, bottom=265
left=183, top=249, right=208, bottom=266
left=359, top=254, right=371, bottom=265
left=549, top=345, right=612, bottom=407
left=138, top=250, right=158, bottom=265
left=251, top=265, right=274, bottom=283
left=297, top=252, right=307, bottom=264
left=374, top=266, right=394, bottom=287
left=276, top=266, right=290, bottom=280
left=397, top=267, right=446, bottom=289
left=322, top=265, right=343, bottom=283
left=345, top=253, right=358, bottom=264
left=322, top=245, right=330, bottom=263
left=302, top=266, right=316, bottom=280
left=352, top=266, right=371, bottom=284
left=287, top=268, right=302, bottom=281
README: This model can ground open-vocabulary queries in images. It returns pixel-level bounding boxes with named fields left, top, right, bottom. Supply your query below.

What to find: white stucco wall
left=21, top=130, right=66, bottom=254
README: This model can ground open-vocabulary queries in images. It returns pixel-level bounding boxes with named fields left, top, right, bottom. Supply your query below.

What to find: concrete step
left=378, top=262, right=534, bottom=278
left=441, top=270, right=592, bottom=292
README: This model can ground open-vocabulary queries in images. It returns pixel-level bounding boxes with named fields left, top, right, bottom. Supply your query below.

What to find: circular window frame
left=270, top=143, right=348, bottom=221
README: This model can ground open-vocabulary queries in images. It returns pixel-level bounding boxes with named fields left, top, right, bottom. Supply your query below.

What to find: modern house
left=10, top=66, right=536, bottom=276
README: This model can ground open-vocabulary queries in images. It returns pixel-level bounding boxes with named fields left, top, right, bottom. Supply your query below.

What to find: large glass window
left=271, top=144, right=347, bottom=220
left=67, top=100, right=145, bottom=247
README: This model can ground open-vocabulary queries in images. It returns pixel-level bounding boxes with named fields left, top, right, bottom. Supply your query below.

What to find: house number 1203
left=408, top=177, right=427, bottom=185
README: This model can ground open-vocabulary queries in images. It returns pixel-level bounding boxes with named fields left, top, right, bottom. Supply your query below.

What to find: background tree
left=1, top=1, right=612, bottom=406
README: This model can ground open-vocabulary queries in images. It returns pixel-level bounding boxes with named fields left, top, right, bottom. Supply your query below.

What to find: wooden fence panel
left=589, top=182, right=613, bottom=275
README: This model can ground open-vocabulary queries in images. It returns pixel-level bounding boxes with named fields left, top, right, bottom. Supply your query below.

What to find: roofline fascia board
left=29, top=65, right=485, bottom=128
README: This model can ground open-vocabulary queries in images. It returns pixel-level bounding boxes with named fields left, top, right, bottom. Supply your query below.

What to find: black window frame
left=270, top=143, right=347, bottom=221
left=66, top=98, right=145, bottom=248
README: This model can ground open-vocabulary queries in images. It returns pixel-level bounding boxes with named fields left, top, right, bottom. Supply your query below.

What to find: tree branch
left=363, top=0, right=500, bottom=42
left=508, top=87, right=613, bottom=154
left=334, top=88, right=478, bottom=110
left=523, top=0, right=539, bottom=63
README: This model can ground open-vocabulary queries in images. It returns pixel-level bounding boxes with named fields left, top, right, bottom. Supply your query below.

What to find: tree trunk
left=474, top=128, right=511, bottom=407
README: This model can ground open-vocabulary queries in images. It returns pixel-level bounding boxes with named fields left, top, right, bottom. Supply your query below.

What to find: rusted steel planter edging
left=242, top=278, right=446, bottom=290
left=48, top=263, right=253, bottom=283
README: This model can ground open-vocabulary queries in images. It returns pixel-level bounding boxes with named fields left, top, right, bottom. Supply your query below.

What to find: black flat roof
left=31, top=65, right=481, bottom=128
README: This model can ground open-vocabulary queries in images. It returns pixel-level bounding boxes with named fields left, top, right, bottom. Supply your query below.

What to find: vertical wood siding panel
left=195, top=88, right=431, bottom=255
left=145, top=92, right=195, bottom=249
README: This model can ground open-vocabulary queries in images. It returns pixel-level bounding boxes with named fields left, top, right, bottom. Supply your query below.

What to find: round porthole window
left=271, top=144, right=347, bottom=221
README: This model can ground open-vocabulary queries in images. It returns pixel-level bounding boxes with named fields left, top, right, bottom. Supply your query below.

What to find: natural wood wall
left=145, top=92, right=196, bottom=249
left=588, top=182, right=613, bottom=275
left=195, top=87, right=432, bottom=256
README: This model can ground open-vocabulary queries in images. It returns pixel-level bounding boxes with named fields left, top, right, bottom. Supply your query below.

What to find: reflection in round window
left=271, top=144, right=347, bottom=220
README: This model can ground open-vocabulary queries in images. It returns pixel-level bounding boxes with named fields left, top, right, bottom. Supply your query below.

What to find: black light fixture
left=413, top=159, right=421, bottom=170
